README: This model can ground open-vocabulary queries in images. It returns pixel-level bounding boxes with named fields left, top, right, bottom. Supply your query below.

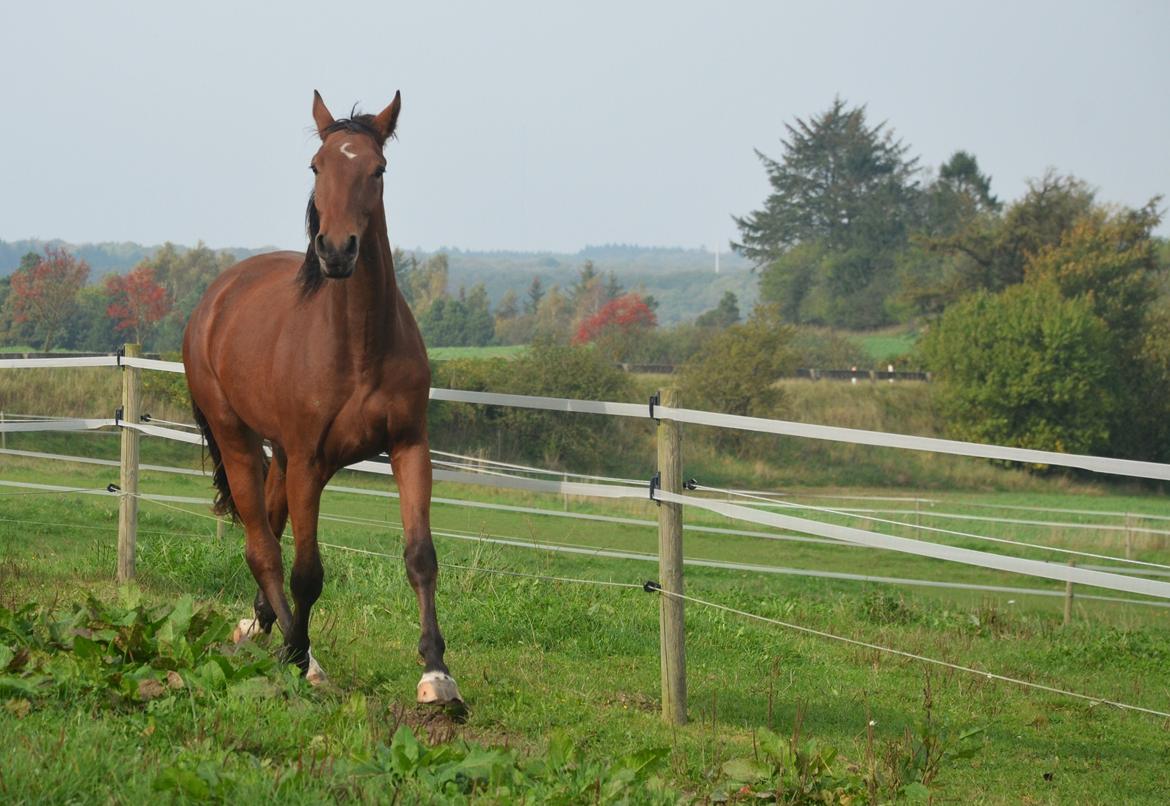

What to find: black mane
left=298, top=192, right=325, bottom=296
left=297, top=112, right=389, bottom=295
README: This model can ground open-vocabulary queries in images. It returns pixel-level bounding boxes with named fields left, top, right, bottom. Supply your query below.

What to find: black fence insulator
left=114, top=406, right=124, bottom=425
left=643, top=580, right=662, bottom=594
left=106, top=483, right=121, bottom=493
left=648, top=392, right=660, bottom=421
left=649, top=471, right=660, bottom=503
left=141, top=413, right=152, bottom=422
left=683, top=478, right=698, bottom=491
left=115, top=346, right=124, bottom=367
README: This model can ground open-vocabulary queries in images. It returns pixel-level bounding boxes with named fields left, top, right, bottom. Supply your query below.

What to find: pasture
left=2, top=419, right=1169, bottom=802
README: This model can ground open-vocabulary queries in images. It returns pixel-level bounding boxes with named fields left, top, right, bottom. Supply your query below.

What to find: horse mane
left=297, top=111, right=394, bottom=296
left=298, top=192, right=326, bottom=296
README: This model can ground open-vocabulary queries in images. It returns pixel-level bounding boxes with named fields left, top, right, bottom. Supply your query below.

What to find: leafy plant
left=716, top=693, right=983, bottom=804
left=341, top=726, right=678, bottom=804
left=0, top=593, right=297, bottom=711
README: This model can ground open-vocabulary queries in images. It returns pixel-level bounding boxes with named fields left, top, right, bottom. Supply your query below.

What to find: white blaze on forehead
left=339, top=141, right=358, bottom=160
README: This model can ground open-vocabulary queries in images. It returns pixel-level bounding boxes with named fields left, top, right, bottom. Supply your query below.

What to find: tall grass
left=0, top=366, right=191, bottom=423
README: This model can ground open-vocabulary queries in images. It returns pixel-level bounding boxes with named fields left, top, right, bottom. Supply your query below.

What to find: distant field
left=427, top=344, right=527, bottom=361
left=850, top=329, right=918, bottom=363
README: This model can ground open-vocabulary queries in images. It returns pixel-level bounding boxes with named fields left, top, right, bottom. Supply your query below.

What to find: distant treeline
left=0, top=239, right=755, bottom=327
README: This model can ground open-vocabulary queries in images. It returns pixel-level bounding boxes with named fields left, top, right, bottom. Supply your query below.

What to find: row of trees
left=396, top=251, right=675, bottom=354
left=734, top=96, right=1170, bottom=463
left=0, top=243, right=236, bottom=353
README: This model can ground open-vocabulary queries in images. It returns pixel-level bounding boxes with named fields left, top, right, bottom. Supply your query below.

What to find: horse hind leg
left=208, top=424, right=295, bottom=653
left=233, top=448, right=289, bottom=643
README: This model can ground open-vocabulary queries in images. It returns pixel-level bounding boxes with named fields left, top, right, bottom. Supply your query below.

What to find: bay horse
left=182, top=90, right=460, bottom=706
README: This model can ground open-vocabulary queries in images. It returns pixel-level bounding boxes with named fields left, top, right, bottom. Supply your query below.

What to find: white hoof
left=232, top=617, right=263, bottom=644
left=417, top=670, right=462, bottom=705
left=306, top=648, right=327, bottom=686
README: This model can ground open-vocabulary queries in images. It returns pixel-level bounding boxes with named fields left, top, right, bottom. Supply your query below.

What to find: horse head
left=305, top=90, right=400, bottom=280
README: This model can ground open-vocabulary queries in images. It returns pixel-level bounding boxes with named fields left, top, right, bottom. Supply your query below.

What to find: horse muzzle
left=315, top=234, right=359, bottom=279
left=318, top=256, right=356, bottom=279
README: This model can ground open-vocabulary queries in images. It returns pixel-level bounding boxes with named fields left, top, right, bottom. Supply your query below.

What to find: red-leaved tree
left=105, top=265, right=171, bottom=345
left=573, top=293, right=657, bottom=357
left=8, top=247, right=90, bottom=351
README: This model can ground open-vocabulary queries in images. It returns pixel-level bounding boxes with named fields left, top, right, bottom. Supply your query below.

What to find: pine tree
left=733, top=97, right=920, bottom=262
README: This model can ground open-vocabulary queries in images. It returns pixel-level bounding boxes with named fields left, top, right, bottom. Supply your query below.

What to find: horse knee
left=403, top=538, right=437, bottom=587
left=291, top=560, right=324, bottom=605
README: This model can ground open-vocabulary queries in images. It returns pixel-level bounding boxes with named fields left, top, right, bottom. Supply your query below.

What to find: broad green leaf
left=72, top=635, right=103, bottom=661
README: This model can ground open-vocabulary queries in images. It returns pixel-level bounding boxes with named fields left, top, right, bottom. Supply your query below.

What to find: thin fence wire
left=652, top=587, right=1170, bottom=720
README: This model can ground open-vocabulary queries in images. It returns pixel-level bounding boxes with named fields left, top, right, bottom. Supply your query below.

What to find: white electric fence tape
left=0, top=417, right=115, bottom=433
left=0, top=355, right=119, bottom=369
left=6, top=353, right=1170, bottom=480
left=654, top=405, right=1170, bottom=482
left=6, top=421, right=1169, bottom=599
left=655, top=490, right=1170, bottom=600
left=6, top=354, right=1170, bottom=598
left=3, top=476, right=1168, bottom=610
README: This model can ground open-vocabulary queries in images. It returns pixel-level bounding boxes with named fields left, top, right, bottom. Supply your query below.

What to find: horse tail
left=191, top=402, right=240, bottom=523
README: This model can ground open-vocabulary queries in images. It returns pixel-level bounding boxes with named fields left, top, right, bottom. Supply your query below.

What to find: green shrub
left=920, top=282, right=1118, bottom=458
left=430, top=342, right=640, bottom=471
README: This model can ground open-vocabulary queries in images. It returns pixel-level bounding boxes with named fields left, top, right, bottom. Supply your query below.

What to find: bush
left=920, top=282, right=1118, bottom=458
left=677, top=307, right=797, bottom=419
left=429, top=342, right=640, bottom=471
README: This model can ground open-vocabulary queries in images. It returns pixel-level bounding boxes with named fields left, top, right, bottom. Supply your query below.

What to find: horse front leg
left=284, top=460, right=326, bottom=684
left=391, top=438, right=461, bottom=705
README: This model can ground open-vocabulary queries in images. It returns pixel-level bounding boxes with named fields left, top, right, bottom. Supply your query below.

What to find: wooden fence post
left=657, top=387, right=687, bottom=725
left=117, top=343, right=141, bottom=582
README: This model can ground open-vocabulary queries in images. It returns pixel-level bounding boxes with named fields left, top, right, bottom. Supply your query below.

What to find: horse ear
left=312, top=90, right=335, bottom=139
left=373, top=91, right=402, bottom=143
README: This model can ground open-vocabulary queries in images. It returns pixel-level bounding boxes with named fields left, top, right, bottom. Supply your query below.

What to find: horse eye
left=374, top=166, right=386, bottom=179
left=309, top=164, right=318, bottom=175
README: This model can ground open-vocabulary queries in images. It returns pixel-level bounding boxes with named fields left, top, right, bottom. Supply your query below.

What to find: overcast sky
left=2, top=1, right=1167, bottom=253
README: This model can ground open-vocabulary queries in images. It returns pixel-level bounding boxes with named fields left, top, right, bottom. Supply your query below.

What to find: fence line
left=6, top=353, right=1170, bottom=480
left=5, top=350, right=1170, bottom=726
left=4, top=476, right=1168, bottom=611
left=5, top=429, right=1169, bottom=597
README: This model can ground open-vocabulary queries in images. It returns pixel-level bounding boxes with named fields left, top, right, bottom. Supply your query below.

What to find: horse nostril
left=344, top=235, right=359, bottom=256
left=314, top=233, right=326, bottom=254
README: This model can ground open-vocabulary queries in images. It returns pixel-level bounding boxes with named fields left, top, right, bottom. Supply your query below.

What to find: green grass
left=2, top=436, right=1170, bottom=803
left=849, top=329, right=918, bottom=364
left=428, top=345, right=527, bottom=361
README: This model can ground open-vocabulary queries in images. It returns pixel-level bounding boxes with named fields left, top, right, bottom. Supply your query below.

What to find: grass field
left=427, top=345, right=527, bottom=361
left=2, top=429, right=1169, bottom=803
left=849, top=329, right=919, bottom=364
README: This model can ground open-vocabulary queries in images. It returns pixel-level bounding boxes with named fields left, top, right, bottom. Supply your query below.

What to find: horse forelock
left=321, top=112, right=394, bottom=146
